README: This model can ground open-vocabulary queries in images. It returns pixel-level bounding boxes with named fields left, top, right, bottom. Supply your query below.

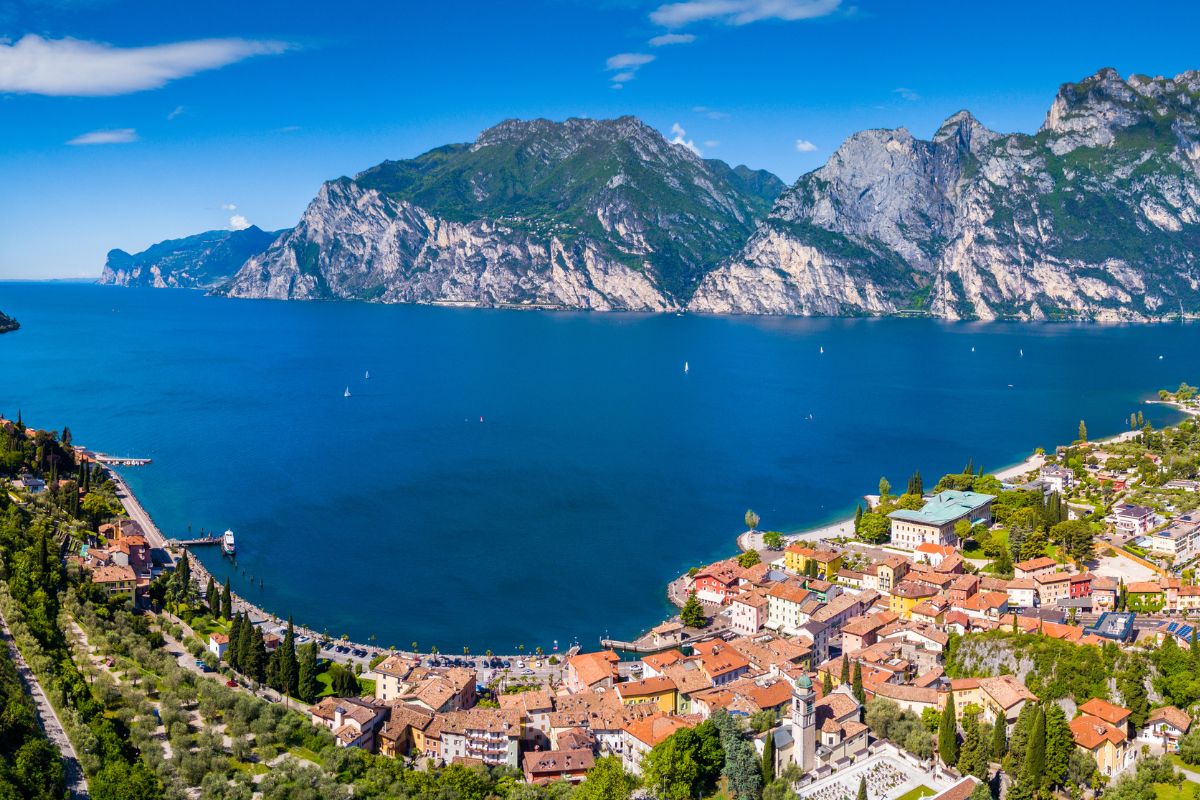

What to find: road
left=0, top=609, right=90, bottom=799
left=108, top=468, right=169, bottom=551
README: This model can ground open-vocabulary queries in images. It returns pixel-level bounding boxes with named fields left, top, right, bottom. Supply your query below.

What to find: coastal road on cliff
left=0, top=609, right=90, bottom=799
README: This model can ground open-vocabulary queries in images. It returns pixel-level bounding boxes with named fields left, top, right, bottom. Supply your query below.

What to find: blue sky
left=3, top=0, right=1199, bottom=279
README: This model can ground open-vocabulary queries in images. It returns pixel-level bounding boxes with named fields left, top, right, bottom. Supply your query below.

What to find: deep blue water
left=0, top=282, right=1194, bottom=651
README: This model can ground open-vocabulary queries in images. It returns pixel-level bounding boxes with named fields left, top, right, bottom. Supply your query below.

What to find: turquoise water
left=0, top=282, right=1193, bottom=651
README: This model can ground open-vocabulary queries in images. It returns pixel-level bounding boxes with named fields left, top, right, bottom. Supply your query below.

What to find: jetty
left=166, top=536, right=223, bottom=548
left=94, top=453, right=152, bottom=466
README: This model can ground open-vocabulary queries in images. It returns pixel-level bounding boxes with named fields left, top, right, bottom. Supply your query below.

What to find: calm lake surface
left=0, top=282, right=1194, bottom=651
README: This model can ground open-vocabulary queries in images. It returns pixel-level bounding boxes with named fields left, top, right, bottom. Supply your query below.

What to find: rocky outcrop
left=100, top=226, right=281, bottom=289
left=690, top=68, right=1200, bottom=320
left=0, top=310, right=18, bottom=334
left=220, top=117, right=784, bottom=309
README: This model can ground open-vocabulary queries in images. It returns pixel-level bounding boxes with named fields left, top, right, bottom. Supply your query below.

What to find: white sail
left=344, top=387, right=351, bottom=397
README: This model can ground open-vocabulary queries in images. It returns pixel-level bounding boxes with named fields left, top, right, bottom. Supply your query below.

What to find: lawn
left=894, top=786, right=936, bottom=800
left=288, top=746, right=323, bottom=765
left=315, top=668, right=374, bottom=698
left=1153, top=780, right=1200, bottom=800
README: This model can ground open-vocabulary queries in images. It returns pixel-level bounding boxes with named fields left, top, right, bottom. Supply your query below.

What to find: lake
left=0, top=281, right=1193, bottom=652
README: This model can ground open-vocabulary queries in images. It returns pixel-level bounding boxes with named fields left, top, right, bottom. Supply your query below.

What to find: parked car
left=225, top=679, right=238, bottom=688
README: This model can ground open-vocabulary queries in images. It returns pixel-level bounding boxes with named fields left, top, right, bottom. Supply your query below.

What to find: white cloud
left=692, top=105, right=729, bottom=120
left=669, top=122, right=701, bottom=156
left=893, top=87, right=921, bottom=101
left=605, top=52, right=654, bottom=87
left=650, top=0, right=841, bottom=27
left=649, top=33, right=696, bottom=46
left=703, top=139, right=719, bottom=148
left=167, top=105, right=185, bottom=120
left=229, top=214, right=251, bottom=230
left=794, top=138, right=818, bottom=152
left=606, top=52, right=654, bottom=71
left=0, top=34, right=290, bottom=96
left=66, top=127, right=138, bottom=145
left=221, top=203, right=238, bottom=211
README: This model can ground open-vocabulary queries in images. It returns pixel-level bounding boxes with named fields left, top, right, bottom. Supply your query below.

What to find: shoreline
left=103, top=397, right=1195, bottom=657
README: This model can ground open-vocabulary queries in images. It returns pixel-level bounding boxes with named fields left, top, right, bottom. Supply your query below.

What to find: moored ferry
left=222, top=529, right=236, bottom=556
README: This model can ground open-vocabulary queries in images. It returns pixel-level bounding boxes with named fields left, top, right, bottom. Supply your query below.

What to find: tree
left=957, top=712, right=988, bottom=779
left=1178, top=727, right=1200, bottom=765
left=575, top=756, right=637, bottom=800
left=737, top=550, right=761, bottom=568
left=298, top=641, right=319, bottom=701
left=968, top=784, right=992, bottom=800
left=762, top=531, right=784, bottom=550
left=939, top=692, right=959, bottom=765
left=822, top=672, right=833, bottom=696
left=641, top=722, right=724, bottom=800
left=854, top=504, right=863, bottom=531
left=857, top=777, right=867, bottom=800
left=332, top=664, right=359, bottom=696
left=745, top=510, right=760, bottom=531
left=681, top=591, right=706, bottom=628
left=908, top=470, right=924, bottom=497
left=878, top=477, right=892, bottom=500
left=857, top=513, right=890, bottom=544
left=1044, top=703, right=1072, bottom=789
left=840, top=657, right=849, bottom=685
left=1117, top=657, right=1150, bottom=729
left=851, top=660, right=864, bottom=704
left=1078, top=420, right=1088, bottom=443
left=723, top=735, right=763, bottom=800
left=990, top=715, right=1006, bottom=762
left=280, top=616, right=299, bottom=695
left=761, top=730, right=776, bottom=785
left=221, top=577, right=232, bottom=620
left=1023, top=704, right=1046, bottom=786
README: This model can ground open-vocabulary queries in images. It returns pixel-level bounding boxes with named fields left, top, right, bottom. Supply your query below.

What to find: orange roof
left=1127, top=581, right=1163, bottom=594
left=1071, top=714, right=1127, bottom=749
left=616, top=676, right=677, bottom=698
left=695, top=642, right=750, bottom=679
left=768, top=582, right=811, bottom=605
left=568, top=651, right=619, bottom=687
left=1078, top=698, right=1131, bottom=726
left=622, top=714, right=697, bottom=747
left=916, top=543, right=955, bottom=556
left=642, top=650, right=685, bottom=672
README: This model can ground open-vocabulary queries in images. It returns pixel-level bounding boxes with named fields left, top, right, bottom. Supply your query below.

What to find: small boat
left=819, top=346, right=824, bottom=354
left=1019, top=349, right=1024, bottom=357
left=971, top=346, right=976, bottom=353
left=344, top=387, right=351, bottom=397
left=684, top=361, right=689, bottom=374
left=222, top=529, right=236, bottom=557
left=365, top=370, right=370, bottom=379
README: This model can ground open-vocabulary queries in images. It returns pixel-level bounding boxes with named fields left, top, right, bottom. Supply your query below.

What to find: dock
left=166, top=536, right=223, bottom=548
left=95, top=453, right=152, bottom=466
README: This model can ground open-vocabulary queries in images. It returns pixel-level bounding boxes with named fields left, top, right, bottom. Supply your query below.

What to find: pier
left=94, top=453, right=152, bottom=466
left=166, top=536, right=223, bottom=548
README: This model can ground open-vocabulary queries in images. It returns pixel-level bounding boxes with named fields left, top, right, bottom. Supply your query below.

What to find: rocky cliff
left=690, top=68, right=1200, bottom=320
left=100, top=226, right=281, bottom=289
left=0, top=310, right=18, bottom=334
left=219, top=117, right=784, bottom=309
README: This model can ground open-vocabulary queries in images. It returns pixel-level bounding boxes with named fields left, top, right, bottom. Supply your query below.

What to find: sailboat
left=971, top=346, right=975, bottom=353
left=819, top=346, right=824, bottom=354
left=344, top=387, right=351, bottom=397
left=365, top=370, right=370, bottom=379
left=684, top=361, right=689, bottom=374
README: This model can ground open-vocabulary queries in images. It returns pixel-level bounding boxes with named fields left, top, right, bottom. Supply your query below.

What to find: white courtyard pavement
left=796, top=751, right=955, bottom=800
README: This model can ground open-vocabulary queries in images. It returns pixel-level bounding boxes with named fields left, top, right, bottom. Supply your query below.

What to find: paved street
left=1, top=609, right=90, bottom=799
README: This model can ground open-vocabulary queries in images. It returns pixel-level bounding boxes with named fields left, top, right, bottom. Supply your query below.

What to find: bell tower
left=791, top=674, right=816, bottom=771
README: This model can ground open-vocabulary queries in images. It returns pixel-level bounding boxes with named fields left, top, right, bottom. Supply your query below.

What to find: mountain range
left=103, top=68, right=1200, bottom=321
left=99, top=226, right=282, bottom=290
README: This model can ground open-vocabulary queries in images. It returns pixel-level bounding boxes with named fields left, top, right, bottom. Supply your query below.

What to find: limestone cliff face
left=690, top=68, right=1200, bottom=320
left=221, top=117, right=783, bottom=310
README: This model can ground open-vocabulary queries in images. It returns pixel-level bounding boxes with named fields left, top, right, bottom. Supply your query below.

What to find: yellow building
left=615, top=677, right=678, bottom=713
left=784, top=545, right=843, bottom=580
left=90, top=564, right=136, bottom=603
left=888, top=581, right=936, bottom=619
left=1071, top=714, right=1133, bottom=777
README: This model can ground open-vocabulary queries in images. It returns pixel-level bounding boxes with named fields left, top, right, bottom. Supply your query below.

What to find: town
left=2, top=382, right=1200, bottom=800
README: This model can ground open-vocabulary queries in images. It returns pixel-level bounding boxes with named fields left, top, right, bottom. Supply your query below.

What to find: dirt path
left=0, top=609, right=90, bottom=799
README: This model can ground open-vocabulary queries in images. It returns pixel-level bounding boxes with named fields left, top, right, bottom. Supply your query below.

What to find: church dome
left=796, top=675, right=812, bottom=689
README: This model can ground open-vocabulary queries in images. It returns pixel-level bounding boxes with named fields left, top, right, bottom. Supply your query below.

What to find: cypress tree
left=298, top=641, right=319, bottom=701
left=840, top=656, right=850, bottom=685
left=851, top=660, right=864, bottom=704
left=991, top=716, right=1007, bottom=762
left=854, top=504, right=863, bottom=531
left=1023, top=704, right=1046, bottom=785
left=226, top=615, right=242, bottom=669
left=761, top=730, right=776, bottom=785
left=957, top=714, right=988, bottom=779
left=857, top=777, right=867, bottom=800
left=282, top=616, right=299, bottom=694
left=206, top=577, right=217, bottom=614
left=1043, top=703, right=1071, bottom=789
left=939, top=692, right=959, bottom=766
left=249, top=626, right=268, bottom=682
left=221, top=577, right=232, bottom=620
left=237, top=614, right=255, bottom=674
left=822, top=672, right=833, bottom=696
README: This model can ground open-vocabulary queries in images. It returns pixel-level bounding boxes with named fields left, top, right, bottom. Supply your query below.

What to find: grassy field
left=315, top=668, right=375, bottom=698
left=894, top=786, right=936, bottom=800
left=1153, top=780, right=1200, bottom=800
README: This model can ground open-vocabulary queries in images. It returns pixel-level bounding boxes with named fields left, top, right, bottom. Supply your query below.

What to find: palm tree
left=411, top=641, right=418, bottom=653
left=463, top=646, right=469, bottom=656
